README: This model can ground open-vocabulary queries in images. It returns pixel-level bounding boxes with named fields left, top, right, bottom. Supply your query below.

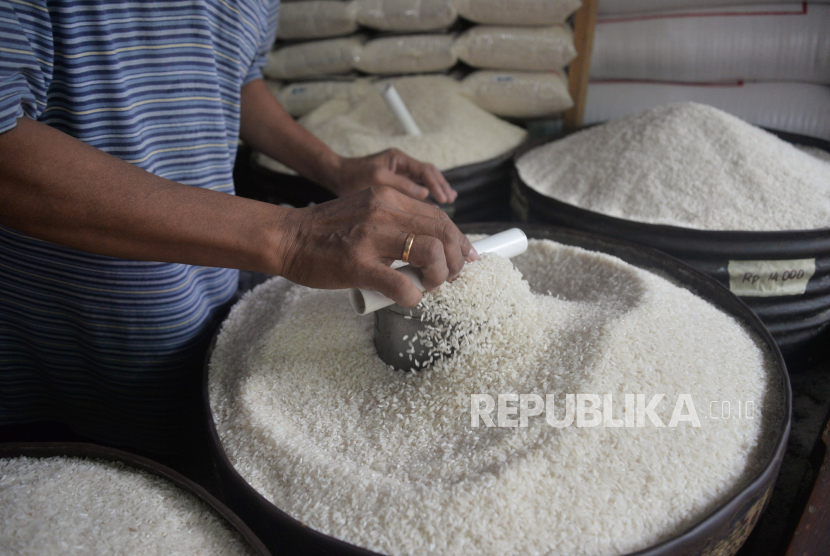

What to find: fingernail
left=470, top=247, right=480, bottom=261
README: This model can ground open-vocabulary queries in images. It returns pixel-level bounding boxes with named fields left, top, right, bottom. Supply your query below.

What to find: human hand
left=273, top=186, right=476, bottom=307
left=331, top=149, right=458, bottom=205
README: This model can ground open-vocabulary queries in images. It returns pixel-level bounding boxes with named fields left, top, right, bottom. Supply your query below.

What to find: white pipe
left=381, top=84, right=422, bottom=136
left=349, top=228, right=528, bottom=315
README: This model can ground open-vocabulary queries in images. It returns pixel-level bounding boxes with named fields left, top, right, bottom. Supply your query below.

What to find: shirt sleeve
left=0, top=0, right=54, bottom=134
left=243, top=0, right=280, bottom=85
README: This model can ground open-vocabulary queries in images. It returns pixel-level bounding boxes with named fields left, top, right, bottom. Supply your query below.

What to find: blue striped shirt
left=0, top=0, right=279, bottom=452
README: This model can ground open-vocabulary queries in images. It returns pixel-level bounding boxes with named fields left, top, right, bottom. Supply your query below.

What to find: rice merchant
left=0, top=0, right=473, bottom=454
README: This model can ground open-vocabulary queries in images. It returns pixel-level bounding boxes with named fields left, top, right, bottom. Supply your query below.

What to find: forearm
left=0, top=116, right=291, bottom=274
left=238, top=78, right=343, bottom=192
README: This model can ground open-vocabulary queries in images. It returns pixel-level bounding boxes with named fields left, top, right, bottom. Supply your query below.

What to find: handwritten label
left=728, top=259, right=815, bottom=297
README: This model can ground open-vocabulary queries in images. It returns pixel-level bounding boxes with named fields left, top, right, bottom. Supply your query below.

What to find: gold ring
left=401, top=233, right=416, bottom=263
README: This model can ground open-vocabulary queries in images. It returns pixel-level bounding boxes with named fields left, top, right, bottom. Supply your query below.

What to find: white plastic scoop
left=349, top=228, right=528, bottom=315
left=381, top=84, right=422, bottom=136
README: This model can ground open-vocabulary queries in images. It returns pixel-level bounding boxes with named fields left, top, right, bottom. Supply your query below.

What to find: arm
left=0, top=117, right=473, bottom=307
left=238, top=79, right=458, bottom=204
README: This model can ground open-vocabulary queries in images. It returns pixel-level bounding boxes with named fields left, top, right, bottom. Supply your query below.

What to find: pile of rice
left=0, top=456, right=255, bottom=555
left=516, top=102, right=830, bottom=231
left=209, top=238, right=784, bottom=556
left=257, top=75, right=527, bottom=173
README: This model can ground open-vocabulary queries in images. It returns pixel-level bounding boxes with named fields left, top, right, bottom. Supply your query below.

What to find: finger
left=416, top=163, right=454, bottom=204
left=392, top=217, right=465, bottom=280
left=425, top=206, right=473, bottom=261
left=420, top=164, right=452, bottom=205
left=372, top=188, right=473, bottom=265
left=377, top=185, right=446, bottom=216
left=403, top=235, right=449, bottom=291
left=363, top=262, right=423, bottom=308
left=378, top=169, right=430, bottom=201
left=425, top=164, right=456, bottom=204
left=391, top=154, right=453, bottom=204
left=396, top=201, right=475, bottom=268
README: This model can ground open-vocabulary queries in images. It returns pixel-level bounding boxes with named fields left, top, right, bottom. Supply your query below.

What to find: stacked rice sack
left=587, top=1, right=830, bottom=139
left=266, top=1, right=458, bottom=79
left=263, top=0, right=580, bottom=119
left=454, top=0, right=579, bottom=118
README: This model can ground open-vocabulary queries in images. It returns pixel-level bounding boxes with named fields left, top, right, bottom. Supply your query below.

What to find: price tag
left=728, top=259, right=815, bottom=297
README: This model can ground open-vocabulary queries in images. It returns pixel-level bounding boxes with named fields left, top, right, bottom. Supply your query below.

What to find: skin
left=0, top=79, right=475, bottom=308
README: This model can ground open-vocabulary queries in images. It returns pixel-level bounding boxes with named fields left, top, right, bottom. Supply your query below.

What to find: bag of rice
left=276, top=1, right=359, bottom=40
left=598, top=0, right=805, bottom=15
left=591, top=4, right=830, bottom=83
left=276, top=80, right=369, bottom=117
left=355, top=0, right=457, bottom=31
left=353, top=35, right=457, bottom=74
left=454, top=25, right=577, bottom=71
left=455, top=0, right=582, bottom=26
left=263, top=37, right=364, bottom=80
left=462, top=70, right=573, bottom=118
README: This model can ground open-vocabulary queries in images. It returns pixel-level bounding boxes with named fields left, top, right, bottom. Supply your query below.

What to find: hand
left=332, top=149, right=458, bottom=205
left=273, top=186, right=477, bottom=307
left=238, top=81, right=456, bottom=205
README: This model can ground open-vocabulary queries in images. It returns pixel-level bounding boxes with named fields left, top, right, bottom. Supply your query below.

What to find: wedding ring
left=401, top=233, right=416, bottom=263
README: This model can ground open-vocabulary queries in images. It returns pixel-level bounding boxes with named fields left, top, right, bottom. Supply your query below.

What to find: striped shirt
left=0, top=0, right=279, bottom=452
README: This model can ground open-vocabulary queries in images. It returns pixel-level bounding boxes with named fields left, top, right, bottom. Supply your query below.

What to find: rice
left=516, top=102, right=830, bottom=231
left=209, top=239, right=784, bottom=556
left=255, top=75, right=527, bottom=173
left=0, top=456, right=255, bottom=556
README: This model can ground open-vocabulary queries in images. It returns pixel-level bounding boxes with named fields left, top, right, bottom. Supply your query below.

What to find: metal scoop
left=373, top=305, right=442, bottom=372
left=367, top=229, right=529, bottom=370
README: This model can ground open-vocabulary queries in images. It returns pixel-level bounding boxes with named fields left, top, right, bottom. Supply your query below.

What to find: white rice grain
left=516, top=102, right=830, bottom=231
left=256, top=75, right=527, bottom=173
left=0, top=456, right=255, bottom=556
left=209, top=239, right=784, bottom=556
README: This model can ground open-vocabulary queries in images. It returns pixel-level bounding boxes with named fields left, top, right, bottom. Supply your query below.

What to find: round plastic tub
left=235, top=145, right=518, bottom=222
left=0, top=441, right=271, bottom=556
left=203, top=223, right=791, bottom=556
left=511, top=130, right=830, bottom=364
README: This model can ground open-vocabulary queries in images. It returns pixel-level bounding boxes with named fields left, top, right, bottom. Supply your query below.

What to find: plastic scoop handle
left=349, top=228, right=528, bottom=315
left=381, top=84, right=422, bottom=136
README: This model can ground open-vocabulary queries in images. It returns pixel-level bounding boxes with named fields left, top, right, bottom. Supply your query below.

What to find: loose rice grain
left=0, top=456, right=255, bottom=556
left=256, top=75, right=527, bottom=173
left=516, top=102, right=830, bottom=231
left=209, top=239, right=783, bottom=556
